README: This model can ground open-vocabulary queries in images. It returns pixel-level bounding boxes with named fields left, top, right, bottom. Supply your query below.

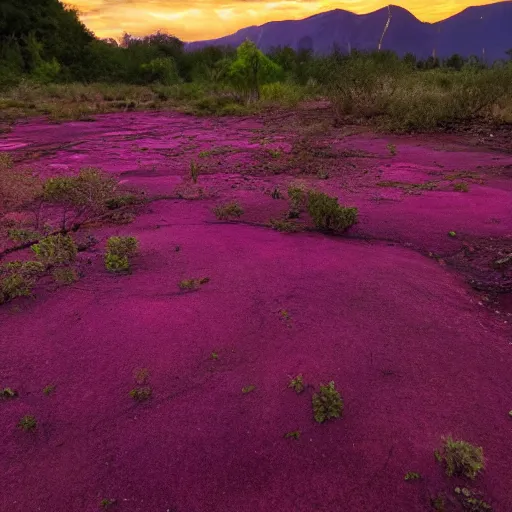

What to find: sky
left=64, top=1, right=501, bottom=42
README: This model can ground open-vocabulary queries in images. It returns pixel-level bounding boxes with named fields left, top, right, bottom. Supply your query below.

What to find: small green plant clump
left=133, top=368, right=149, bottom=385
left=105, top=194, right=140, bottom=210
left=211, top=352, right=219, bottom=360
left=307, top=191, right=358, bottom=232
left=437, top=437, right=485, bottom=479
left=190, top=161, right=200, bottom=183
left=105, top=236, right=138, bottom=273
left=8, top=229, right=40, bottom=243
left=448, top=231, right=457, bottom=238
left=288, top=374, right=305, bottom=394
left=213, top=202, right=244, bottom=220
left=100, top=498, right=117, bottom=509
left=269, top=218, right=300, bottom=233
left=404, top=471, right=421, bottom=481
left=17, top=415, right=37, bottom=432
left=43, top=385, right=56, bottom=396
left=1, top=387, right=18, bottom=399
left=287, top=183, right=307, bottom=217
left=179, top=277, right=210, bottom=290
left=52, top=267, right=79, bottom=284
left=454, top=487, right=492, bottom=511
left=431, top=495, right=446, bottom=511
left=387, top=143, right=397, bottom=156
left=453, top=182, right=469, bottom=192
left=284, top=431, right=301, bottom=439
left=0, top=260, right=45, bottom=305
left=31, top=234, right=77, bottom=266
left=129, top=386, right=152, bottom=401
left=242, top=385, right=256, bottom=394
left=312, top=381, right=344, bottom=423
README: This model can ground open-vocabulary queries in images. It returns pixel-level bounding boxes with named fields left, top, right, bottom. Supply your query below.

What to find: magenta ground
left=1, top=111, right=511, bottom=512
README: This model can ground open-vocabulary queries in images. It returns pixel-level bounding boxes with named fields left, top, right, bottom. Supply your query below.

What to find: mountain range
left=185, top=2, right=512, bottom=61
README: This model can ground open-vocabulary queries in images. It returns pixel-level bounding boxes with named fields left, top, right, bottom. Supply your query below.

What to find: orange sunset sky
left=64, top=1, right=503, bottom=42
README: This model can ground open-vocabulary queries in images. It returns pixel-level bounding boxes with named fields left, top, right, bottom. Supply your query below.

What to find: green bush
left=307, top=191, right=358, bottom=232
left=312, top=381, right=344, bottom=423
left=31, top=234, right=77, bottom=266
left=17, top=415, right=37, bottom=432
left=438, top=437, right=484, bottom=479
left=105, top=236, right=138, bottom=273
left=213, top=202, right=244, bottom=220
left=0, top=261, right=45, bottom=305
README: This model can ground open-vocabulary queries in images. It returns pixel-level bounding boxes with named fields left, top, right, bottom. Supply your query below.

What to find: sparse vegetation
left=179, top=277, right=210, bottom=290
left=43, top=385, right=55, bottom=396
left=189, top=161, right=200, bottom=183
left=288, top=375, right=305, bottom=394
left=437, top=437, right=484, bottom=479
left=1, top=387, right=18, bottom=399
left=453, top=182, right=469, bottom=192
left=105, top=236, right=138, bottom=273
left=0, top=260, right=45, bottom=305
left=387, top=143, right=397, bottom=156
left=284, top=431, right=301, bottom=439
left=31, top=234, right=77, bottom=266
left=129, top=387, right=152, bottom=401
left=454, top=487, right=492, bottom=511
left=269, top=218, right=301, bottom=233
left=133, top=368, right=149, bottom=385
left=287, top=183, right=307, bottom=217
left=449, top=231, right=457, bottom=237
left=8, top=229, right=40, bottom=243
left=312, top=381, right=344, bottom=423
left=404, top=471, right=421, bottom=481
left=100, top=498, right=117, bottom=509
left=307, top=191, right=358, bottom=232
left=213, top=202, right=244, bottom=220
left=52, top=267, right=78, bottom=284
left=242, top=385, right=256, bottom=394
left=17, top=415, right=37, bottom=432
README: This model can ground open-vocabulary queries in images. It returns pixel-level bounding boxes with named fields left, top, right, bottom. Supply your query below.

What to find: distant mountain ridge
left=185, top=2, right=512, bottom=61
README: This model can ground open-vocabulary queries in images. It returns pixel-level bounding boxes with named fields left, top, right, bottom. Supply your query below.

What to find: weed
left=190, top=161, right=200, bottom=183
left=431, top=495, right=446, bottom=511
left=179, top=277, right=210, bottom=290
left=31, top=234, right=77, bottom=266
left=404, top=472, right=421, bottom=481
left=377, top=180, right=437, bottom=191
left=0, top=261, right=45, bottom=305
left=133, top=368, right=149, bottom=385
left=288, top=375, right=305, bottom=394
left=270, top=188, right=282, bottom=199
left=1, top=388, right=18, bottom=399
left=287, top=183, right=307, bottom=213
left=454, top=487, right=492, bottom=511
left=437, top=437, right=484, bottom=479
left=268, top=148, right=282, bottom=158
left=279, top=309, right=290, bottom=321
left=105, top=253, right=130, bottom=273
left=453, top=182, right=469, bottom=192
left=284, top=431, right=301, bottom=439
left=8, top=229, right=40, bottom=243
left=43, top=385, right=55, bottom=396
left=312, top=381, right=344, bottom=423
left=307, top=191, right=358, bottom=232
left=109, top=211, right=136, bottom=224
left=242, top=385, right=256, bottom=394
left=105, top=236, right=138, bottom=273
left=17, top=415, right=37, bottom=432
left=317, top=170, right=330, bottom=180
left=130, top=387, right=152, bottom=401
left=269, top=219, right=300, bottom=233
left=105, top=194, right=140, bottom=210
left=52, top=267, right=79, bottom=284
left=100, top=498, right=117, bottom=509
left=211, top=352, right=219, bottom=360
left=213, top=202, right=244, bottom=220
left=387, top=143, right=397, bottom=156
left=448, top=231, right=457, bottom=237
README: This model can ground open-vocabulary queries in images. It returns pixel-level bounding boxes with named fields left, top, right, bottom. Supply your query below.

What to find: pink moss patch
left=0, top=112, right=511, bottom=511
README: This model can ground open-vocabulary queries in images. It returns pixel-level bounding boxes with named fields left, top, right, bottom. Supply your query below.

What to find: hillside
left=185, top=2, right=512, bottom=61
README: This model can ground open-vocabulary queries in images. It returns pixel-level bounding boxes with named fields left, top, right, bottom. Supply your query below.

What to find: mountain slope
left=185, top=2, right=512, bottom=61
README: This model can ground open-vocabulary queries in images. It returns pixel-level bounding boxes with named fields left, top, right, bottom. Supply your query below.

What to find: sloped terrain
left=0, top=110, right=511, bottom=512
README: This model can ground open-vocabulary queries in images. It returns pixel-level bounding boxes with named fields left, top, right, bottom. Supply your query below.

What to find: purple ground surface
left=0, top=111, right=511, bottom=512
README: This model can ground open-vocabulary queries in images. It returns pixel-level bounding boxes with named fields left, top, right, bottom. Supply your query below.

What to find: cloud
left=64, top=1, right=503, bottom=41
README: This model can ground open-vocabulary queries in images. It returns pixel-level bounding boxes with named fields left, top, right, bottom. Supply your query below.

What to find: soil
left=0, top=108, right=511, bottom=512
